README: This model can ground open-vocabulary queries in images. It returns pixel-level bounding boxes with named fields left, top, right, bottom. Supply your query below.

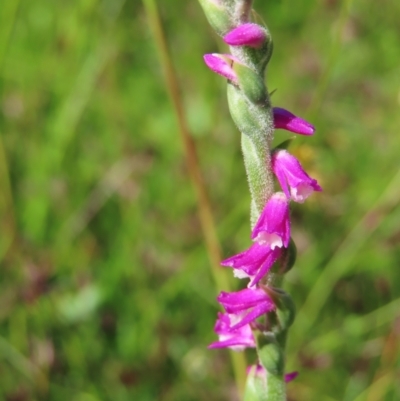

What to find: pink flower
left=272, top=150, right=322, bottom=203
left=223, top=23, right=266, bottom=48
left=208, top=312, right=256, bottom=351
left=284, top=371, right=299, bottom=383
left=273, top=107, right=315, bottom=136
left=203, top=53, right=238, bottom=83
left=221, top=243, right=282, bottom=287
left=217, top=288, right=275, bottom=330
left=251, top=193, right=290, bottom=248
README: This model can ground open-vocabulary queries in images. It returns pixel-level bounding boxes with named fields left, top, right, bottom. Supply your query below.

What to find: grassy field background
left=1, top=0, right=399, bottom=400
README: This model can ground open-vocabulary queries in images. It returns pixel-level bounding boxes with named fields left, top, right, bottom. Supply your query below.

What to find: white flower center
left=233, top=269, right=250, bottom=279
left=291, top=184, right=313, bottom=203
left=254, top=232, right=283, bottom=249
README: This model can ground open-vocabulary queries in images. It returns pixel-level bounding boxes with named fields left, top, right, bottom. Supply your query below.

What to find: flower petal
left=251, top=193, right=290, bottom=248
left=203, top=53, right=238, bottom=83
left=224, top=23, right=266, bottom=48
left=208, top=312, right=256, bottom=350
left=273, top=107, right=315, bottom=136
left=272, top=150, right=322, bottom=203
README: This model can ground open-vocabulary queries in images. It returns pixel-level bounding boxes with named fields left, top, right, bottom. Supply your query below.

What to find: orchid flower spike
left=224, top=23, right=266, bottom=48
left=273, top=107, right=315, bottom=135
left=272, top=149, right=322, bottom=203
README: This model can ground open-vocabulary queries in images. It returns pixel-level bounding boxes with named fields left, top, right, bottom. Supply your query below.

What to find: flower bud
left=273, top=107, right=315, bottom=135
left=224, top=23, right=267, bottom=48
left=285, top=371, right=299, bottom=383
left=277, top=238, right=297, bottom=275
left=203, top=53, right=238, bottom=83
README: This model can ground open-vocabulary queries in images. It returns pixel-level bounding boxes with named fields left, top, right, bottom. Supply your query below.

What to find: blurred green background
left=1, top=0, right=399, bottom=400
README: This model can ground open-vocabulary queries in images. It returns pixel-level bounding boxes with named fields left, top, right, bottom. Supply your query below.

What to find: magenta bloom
left=208, top=312, right=256, bottom=351
left=203, top=53, right=238, bottom=83
left=221, top=243, right=282, bottom=287
left=273, top=107, right=315, bottom=136
left=272, top=150, right=322, bottom=203
left=217, top=288, right=275, bottom=330
left=284, top=371, right=299, bottom=383
left=224, top=23, right=266, bottom=48
left=251, top=193, right=290, bottom=248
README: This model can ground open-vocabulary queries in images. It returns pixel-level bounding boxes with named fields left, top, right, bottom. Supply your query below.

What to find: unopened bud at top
left=224, top=23, right=266, bottom=48
left=273, top=107, right=315, bottom=135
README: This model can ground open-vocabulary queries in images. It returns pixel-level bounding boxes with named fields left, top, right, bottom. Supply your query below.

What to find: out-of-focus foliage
left=0, top=0, right=399, bottom=400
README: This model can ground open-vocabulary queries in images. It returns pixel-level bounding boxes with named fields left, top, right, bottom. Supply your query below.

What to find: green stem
left=234, top=0, right=253, bottom=24
left=241, top=133, right=273, bottom=226
left=265, top=373, right=286, bottom=401
left=226, top=84, right=274, bottom=224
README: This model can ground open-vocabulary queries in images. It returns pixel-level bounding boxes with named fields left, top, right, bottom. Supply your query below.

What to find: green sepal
left=268, top=238, right=296, bottom=278
left=244, top=39, right=273, bottom=74
left=265, top=287, right=296, bottom=332
left=231, top=24, right=273, bottom=73
left=230, top=9, right=274, bottom=73
left=243, top=365, right=268, bottom=401
left=257, top=333, right=287, bottom=400
left=257, top=333, right=284, bottom=376
left=198, top=0, right=232, bottom=36
left=273, top=137, right=296, bottom=152
left=233, top=62, right=267, bottom=105
left=227, top=83, right=273, bottom=141
left=277, top=238, right=297, bottom=274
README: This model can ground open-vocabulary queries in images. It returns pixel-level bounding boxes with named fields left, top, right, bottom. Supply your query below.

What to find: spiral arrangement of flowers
left=198, top=1, right=322, bottom=399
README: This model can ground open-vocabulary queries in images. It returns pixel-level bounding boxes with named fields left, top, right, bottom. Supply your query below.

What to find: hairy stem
left=234, top=0, right=253, bottom=23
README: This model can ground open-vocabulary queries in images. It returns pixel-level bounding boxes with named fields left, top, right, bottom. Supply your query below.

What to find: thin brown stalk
left=0, top=0, right=21, bottom=261
left=365, top=321, right=399, bottom=401
left=142, top=0, right=247, bottom=395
